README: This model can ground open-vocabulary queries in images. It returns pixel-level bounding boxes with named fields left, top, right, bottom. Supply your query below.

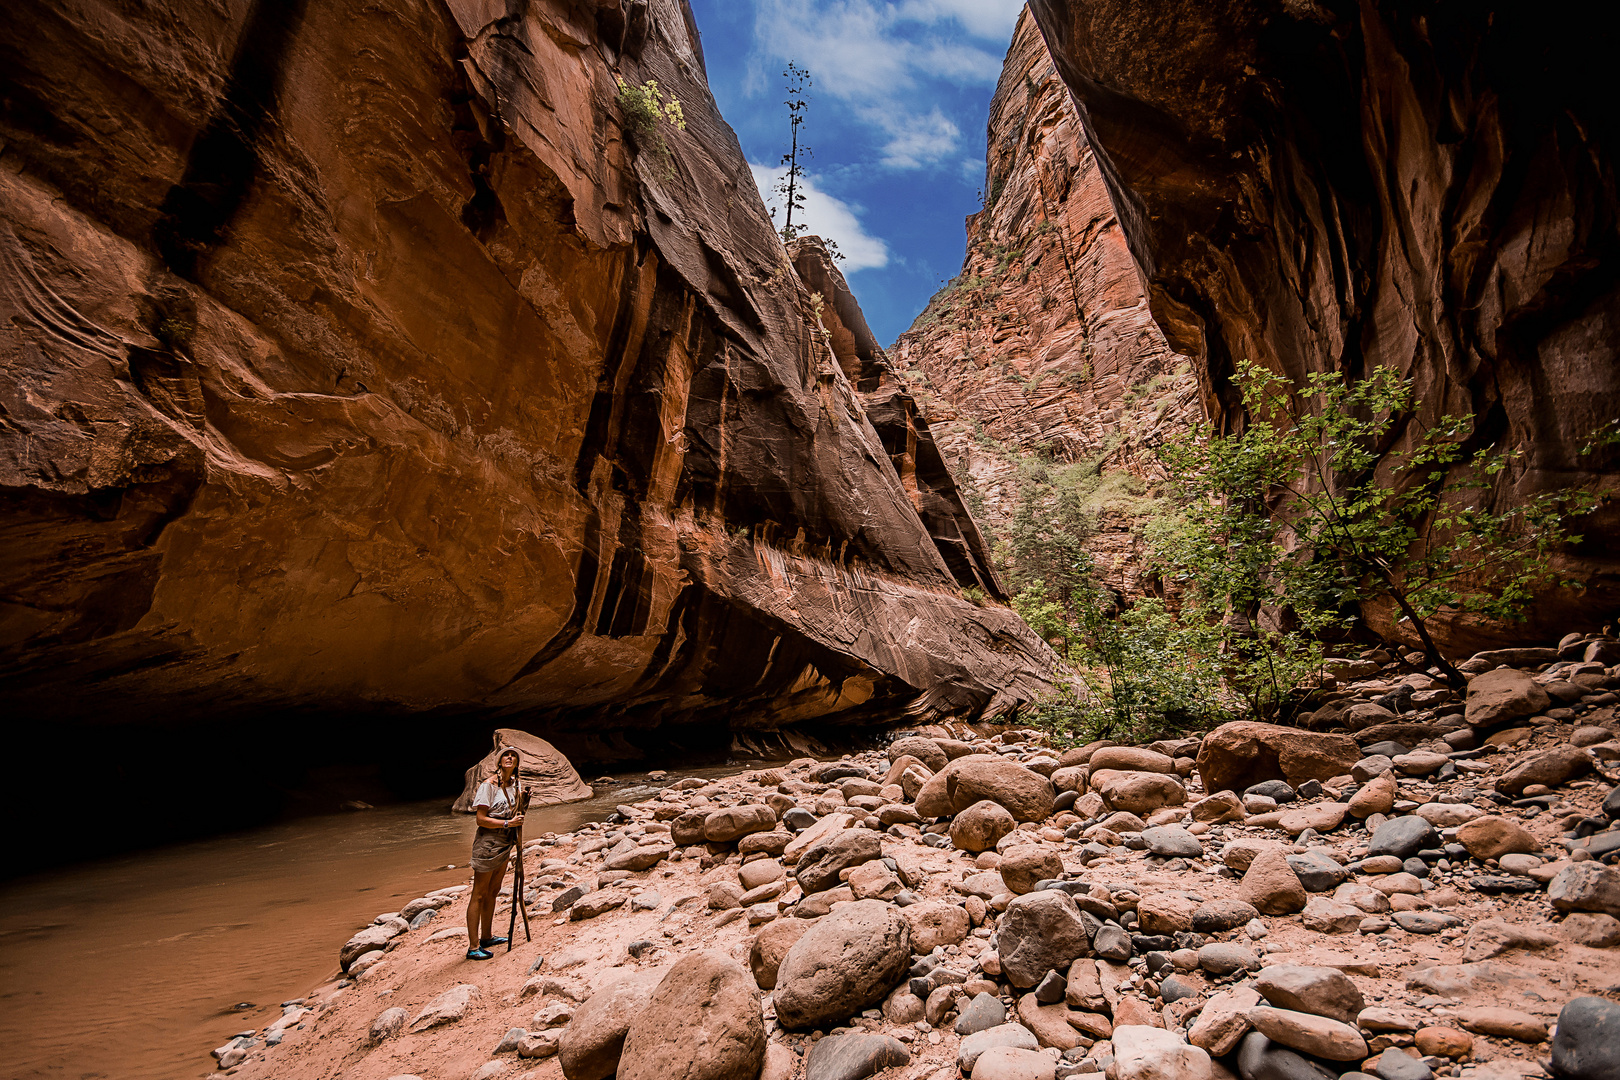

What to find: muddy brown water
left=0, top=764, right=757, bottom=1080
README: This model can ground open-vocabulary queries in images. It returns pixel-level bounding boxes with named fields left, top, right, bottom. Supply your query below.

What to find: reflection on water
left=0, top=765, right=750, bottom=1080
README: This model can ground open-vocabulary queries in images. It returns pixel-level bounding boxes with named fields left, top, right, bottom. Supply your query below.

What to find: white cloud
left=748, top=0, right=1017, bottom=171
left=750, top=162, right=890, bottom=272
left=897, top=0, right=1024, bottom=41
left=860, top=105, right=960, bottom=168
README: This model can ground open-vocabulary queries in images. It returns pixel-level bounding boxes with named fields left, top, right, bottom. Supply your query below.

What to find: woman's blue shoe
left=466, top=948, right=494, bottom=961
left=480, top=936, right=508, bottom=948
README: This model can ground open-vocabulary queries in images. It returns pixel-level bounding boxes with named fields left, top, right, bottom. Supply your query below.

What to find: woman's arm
left=474, top=805, right=523, bottom=830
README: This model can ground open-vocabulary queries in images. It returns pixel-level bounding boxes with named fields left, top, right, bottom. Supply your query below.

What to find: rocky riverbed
left=216, top=638, right=1620, bottom=1080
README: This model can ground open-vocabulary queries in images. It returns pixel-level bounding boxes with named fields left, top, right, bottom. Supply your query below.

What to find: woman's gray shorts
left=470, top=827, right=515, bottom=873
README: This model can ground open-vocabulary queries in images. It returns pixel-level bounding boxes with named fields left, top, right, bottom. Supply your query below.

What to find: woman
left=465, top=746, right=524, bottom=960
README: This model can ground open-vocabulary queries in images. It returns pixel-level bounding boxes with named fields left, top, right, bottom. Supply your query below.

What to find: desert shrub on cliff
left=615, top=77, right=686, bottom=170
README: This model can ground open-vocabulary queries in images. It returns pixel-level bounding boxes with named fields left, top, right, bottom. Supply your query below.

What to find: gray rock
left=1247, top=781, right=1297, bottom=803
left=1160, top=975, right=1198, bottom=1004
left=1193, top=898, right=1260, bottom=933
left=1367, top=817, right=1438, bottom=860
left=1254, top=965, right=1364, bottom=1024
left=1362, top=741, right=1410, bottom=759
left=1199, top=942, right=1261, bottom=976
left=958, top=1024, right=1040, bottom=1073
left=1236, top=1032, right=1337, bottom=1080
left=1551, top=996, right=1620, bottom=1080
left=1142, top=826, right=1204, bottom=858
left=553, top=884, right=590, bottom=913
left=783, top=808, right=817, bottom=831
left=956, top=992, right=1009, bottom=1036
left=997, top=890, right=1095, bottom=988
left=1034, top=969, right=1067, bottom=1004
left=1393, top=911, right=1461, bottom=934
left=1353, top=756, right=1394, bottom=782
left=1092, top=923, right=1132, bottom=963
left=1550, top=863, right=1620, bottom=917
left=803, top=1033, right=910, bottom=1080
left=496, top=1027, right=530, bottom=1053
left=1370, top=1049, right=1431, bottom=1080
left=1285, top=850, right=1348, bottom=893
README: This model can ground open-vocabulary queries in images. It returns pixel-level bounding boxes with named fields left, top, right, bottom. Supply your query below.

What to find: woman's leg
left=466, top=868, right=493, bottom=946
left=479, top=851, right=512, bottom=942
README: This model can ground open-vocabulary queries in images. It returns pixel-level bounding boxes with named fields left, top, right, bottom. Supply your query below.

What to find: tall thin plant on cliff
left=774, top=62, right=812, bottom=242
left=1154, top=361, right=1600, bottom=689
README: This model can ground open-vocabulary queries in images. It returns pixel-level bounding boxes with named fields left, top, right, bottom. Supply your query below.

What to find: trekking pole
left=507, top=784, right=533, bottom=952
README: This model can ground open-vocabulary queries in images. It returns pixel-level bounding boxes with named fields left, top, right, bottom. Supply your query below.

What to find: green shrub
left=1015, top=579, right=1231, bottom=746
left=615, top=77, right=686, bottom=170
left=1152, top=360, right=1602, bottom=692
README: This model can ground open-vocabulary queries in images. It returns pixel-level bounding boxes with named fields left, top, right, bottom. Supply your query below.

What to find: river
left=0, top=765, right=754, bottom=1080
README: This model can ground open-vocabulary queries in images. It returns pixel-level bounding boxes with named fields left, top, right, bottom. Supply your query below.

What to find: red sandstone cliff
left=1027, top=0, right=1620, bottom=650
left=890, top=9, right=1200, bottom=601
left=0, top=0, right=1052, bottom=745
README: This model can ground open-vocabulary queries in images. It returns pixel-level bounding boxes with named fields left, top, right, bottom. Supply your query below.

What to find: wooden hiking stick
left=506, top=784, right=533, bottom=952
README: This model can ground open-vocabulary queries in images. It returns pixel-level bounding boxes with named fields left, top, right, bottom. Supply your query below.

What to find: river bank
left=0, top=767, right=753, bottom=1080
left=220, top=646, right=1620, bottom=1080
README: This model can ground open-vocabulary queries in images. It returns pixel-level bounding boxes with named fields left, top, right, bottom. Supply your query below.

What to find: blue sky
left=686, top=0, right=1024, bottom=345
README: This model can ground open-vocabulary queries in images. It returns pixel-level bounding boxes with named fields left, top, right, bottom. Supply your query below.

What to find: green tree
left=1154, top=361, right=1600, bottom=690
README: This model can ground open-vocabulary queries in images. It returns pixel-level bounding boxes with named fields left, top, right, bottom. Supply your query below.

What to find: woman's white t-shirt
left=474, top=779, right=519, bottom=819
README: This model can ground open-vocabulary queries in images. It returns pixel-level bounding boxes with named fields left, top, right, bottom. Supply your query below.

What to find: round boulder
left=1240, top=847, right=1307, bottom=915
left=1090, top=770, right=1186, bottom=815
left=618, top=952, right=764, bottom=1080
left=748, top=918, right=811, bottom=990
left=1455, top=815, right=1539, bottom=860
left=559, top=969, right=664, bottom=1080
left=1197, top=722, right=1360, bottom=794
left=996, top=889, right=1093, bottom=988
left=773, top=900, right=911, bottom=1030
left=704, top=805, right=777, bottom=843
left=889, top=737, right=948, bottom=772
left=951, top=800, right=1017, bottom=853
left=998, top=846, right=1065, bottom=894
left=1089, top=747, right=1178, bottom=774
left=947, top=759, right=1057, bottom=822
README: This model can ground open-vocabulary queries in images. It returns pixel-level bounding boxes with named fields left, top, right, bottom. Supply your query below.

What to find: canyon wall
left=0, top=0, right=1053, bottom=752
left=1028, top=0, right=1620, bottom=648
left=890, top=9, right=1199, bottom=601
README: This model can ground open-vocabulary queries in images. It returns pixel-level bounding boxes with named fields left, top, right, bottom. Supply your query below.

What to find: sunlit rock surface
left=890, top=9, right=1199, bottom=602
left=0, top=0, right=1053, bottom=739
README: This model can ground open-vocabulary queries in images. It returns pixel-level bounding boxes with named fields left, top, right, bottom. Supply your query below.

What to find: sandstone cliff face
left=1028, top=0, right=1620, bottom=648
left=0, top=0, right=1051, bottom=745
left=890, top=9, right=1199, bottom=601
